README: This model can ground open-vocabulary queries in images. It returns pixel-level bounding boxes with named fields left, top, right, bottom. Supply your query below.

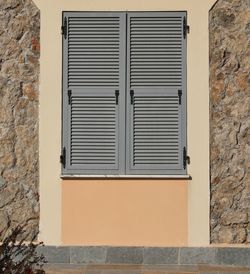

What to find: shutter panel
left=62, top=12, right=126, bottom=175
left=126, top=12, right=187, bottom=175
left=70, top=90, right=118, bottom=168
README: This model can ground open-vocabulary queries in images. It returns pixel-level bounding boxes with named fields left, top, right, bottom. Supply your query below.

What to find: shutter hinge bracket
left=68, top=90, right=72, bottom=104
left=183, top=16, right=190, bottom=39
left=60, top=147, right=66, bottom=168
left=115, top=90, right=119, bottom=105
left=183, top=147, right=190, bottom=170
left=61, top=17, right=67, bottom=39
left=130, top=90, right=134, bottom=104
left=178, top=90, right=182, bottom=105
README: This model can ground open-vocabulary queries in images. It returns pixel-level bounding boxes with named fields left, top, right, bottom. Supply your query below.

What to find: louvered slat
left=70, top=92, right=118, bottom=167
left=68, top=16, right=120, bottom=88
left=133, top=94, right=180, bottom=165
left=130, top=15, right=183, bottom=88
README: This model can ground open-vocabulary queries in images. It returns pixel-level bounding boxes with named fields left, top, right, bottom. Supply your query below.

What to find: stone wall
left=0, top=0, right=40, bottom=239
left=210, top=0, right=250, bottom=243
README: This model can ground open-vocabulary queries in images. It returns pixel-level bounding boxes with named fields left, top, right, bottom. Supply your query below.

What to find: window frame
left=61, top=11, right=187, bottom=176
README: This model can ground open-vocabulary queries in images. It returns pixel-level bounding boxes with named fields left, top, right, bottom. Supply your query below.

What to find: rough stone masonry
left=0, top=0, right=39, bottom=239
left=0, top=0, right=249, bottom=243
left=210, top=0, right=250, bottom=243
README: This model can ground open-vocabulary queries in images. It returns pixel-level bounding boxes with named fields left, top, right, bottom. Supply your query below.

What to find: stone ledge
left=37, top=247, right=250, bottom=267
left=44, top=263, right=250, bottom=274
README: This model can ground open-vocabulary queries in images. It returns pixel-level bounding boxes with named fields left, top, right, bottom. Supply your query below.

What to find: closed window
left=61, top=12, right=187, bottom=175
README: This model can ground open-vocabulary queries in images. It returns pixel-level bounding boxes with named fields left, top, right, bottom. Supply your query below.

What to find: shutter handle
left=130, top=90, right=134, bottom=104
left=178, top=90, right=182, bottom=105
left=115, top=90, right=119, bottom=105
left=68, top=90, right=72, bottom=105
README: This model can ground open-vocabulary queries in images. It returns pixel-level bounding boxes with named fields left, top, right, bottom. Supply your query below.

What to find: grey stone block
left=179, top=248, right=217, bottom=265
left=199, top=272, right=218, bottom=274
left=70, top=246, right=107, bottom=264
left=84, top=271, right=102, bottom=274
left=101, top=271, right=140, bottom=274
left=106, top=247, right=143, bottom=264
left=38, top=246, right=70, bottom=263
left=217, top=248, right=250, bottom=266
left=217, top=272, right=238, bottom=274
left=143, top=247, right=179, bottom=265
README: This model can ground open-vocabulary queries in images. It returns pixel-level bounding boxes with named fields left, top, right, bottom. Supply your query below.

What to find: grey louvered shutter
left=62, top=12, right=126, bottom=175
left=126, top=12, right=187, bottom=175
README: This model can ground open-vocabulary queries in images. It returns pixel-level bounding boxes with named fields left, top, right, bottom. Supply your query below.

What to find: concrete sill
left=61, top=174, right=192, bottom=180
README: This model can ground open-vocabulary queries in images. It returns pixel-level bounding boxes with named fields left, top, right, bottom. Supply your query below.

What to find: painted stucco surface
left=62, top=180, right=188, bottom=246
left=210, top=0, right=250, bottom=244
left=0, top=0, right=40, bottom=239
left=34, top=0, right=214, bottom=245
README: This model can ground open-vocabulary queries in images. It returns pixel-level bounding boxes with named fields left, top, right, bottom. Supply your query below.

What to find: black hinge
left=68, top=90, right=72, bottom=104
left=178, top=90, right=182, bottom=105
left=183, top=16, right=190, bottom=39
left=115, top=90, right=119, bottom=105
left=60, top=147, right=66, bottom=168
left=183, top=147, right=190, bottom=170
left=61, top=17, right=67, bottom=39
left=130, top=90, right=134, bottom=104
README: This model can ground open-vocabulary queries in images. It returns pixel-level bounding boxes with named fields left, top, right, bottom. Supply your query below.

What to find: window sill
left=61, top=175, right=192, bottom=180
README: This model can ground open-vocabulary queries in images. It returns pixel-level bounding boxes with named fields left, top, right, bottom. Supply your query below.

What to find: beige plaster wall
left=33, top=0, right=216, bottom=246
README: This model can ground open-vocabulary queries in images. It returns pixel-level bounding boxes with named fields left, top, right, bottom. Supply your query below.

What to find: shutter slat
left=132, top=94, right=181, bottom=166
left=68, top=16, right=120, bottom=88
left=130, top=23, right=182, bottom=91
left=70, top=92, right=117, bottom=168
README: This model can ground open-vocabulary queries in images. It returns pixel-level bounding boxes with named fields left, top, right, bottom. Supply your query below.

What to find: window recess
left=62, top=11, right=188, bottom=176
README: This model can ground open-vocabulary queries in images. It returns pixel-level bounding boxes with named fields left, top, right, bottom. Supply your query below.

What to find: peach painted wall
left=62, top=180, right=187, bottom=246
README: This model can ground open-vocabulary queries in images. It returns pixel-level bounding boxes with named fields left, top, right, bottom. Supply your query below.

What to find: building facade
left=0, top=0, right=249, bottom=252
